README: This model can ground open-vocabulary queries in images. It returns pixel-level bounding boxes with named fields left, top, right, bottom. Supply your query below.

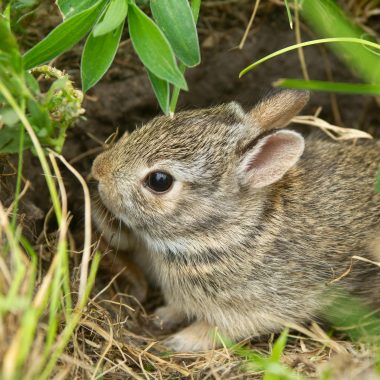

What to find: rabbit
left=91, top=90, right=380, bottom=352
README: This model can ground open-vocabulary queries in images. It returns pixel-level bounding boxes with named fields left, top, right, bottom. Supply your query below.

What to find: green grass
left=274, top=79, right=380, bottom=95
left=240, top=37, right=380, bottom=79
left=241, top=0, right=380, bottom=95
left=234, top=329, right=306, bottom=380
left=0, top=42, right=99, bottom=378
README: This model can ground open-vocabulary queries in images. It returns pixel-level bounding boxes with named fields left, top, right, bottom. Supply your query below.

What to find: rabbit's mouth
left=97, top=190, right=151, bottom=234
left=97, top=183, right=125, bottom=221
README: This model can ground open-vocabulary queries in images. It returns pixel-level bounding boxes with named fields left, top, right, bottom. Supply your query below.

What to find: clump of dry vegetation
left=1, top=0, right=380, bottom=379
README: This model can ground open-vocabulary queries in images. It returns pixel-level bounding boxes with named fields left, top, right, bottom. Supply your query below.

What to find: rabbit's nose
left=91, top=154, right=109, bottom=182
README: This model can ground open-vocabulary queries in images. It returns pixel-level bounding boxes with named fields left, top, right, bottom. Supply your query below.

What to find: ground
left=1, top=1, right=380, bottom=378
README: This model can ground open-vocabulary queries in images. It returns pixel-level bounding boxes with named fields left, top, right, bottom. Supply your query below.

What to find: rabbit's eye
left=145, top=171, right=174, bottom=193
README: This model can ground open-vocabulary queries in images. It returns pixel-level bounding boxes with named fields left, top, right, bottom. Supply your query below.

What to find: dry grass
left=1, top=0, right=380, bottom=379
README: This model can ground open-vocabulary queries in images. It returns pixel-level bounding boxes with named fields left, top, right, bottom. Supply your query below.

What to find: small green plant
left=21, top=0, right=201, bottom=115
left=234, top=329, right=304, bottom=380
left=0, top=16, right=84, bottom=154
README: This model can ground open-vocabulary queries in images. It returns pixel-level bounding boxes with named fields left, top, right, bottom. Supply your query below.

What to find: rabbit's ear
left=248, top=90, right=309, bottom=131
left=237, top=130, right=304, bottom=188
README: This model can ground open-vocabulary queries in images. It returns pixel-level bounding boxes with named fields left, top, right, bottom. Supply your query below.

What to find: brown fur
left=92, top=91, right=380, bottom=351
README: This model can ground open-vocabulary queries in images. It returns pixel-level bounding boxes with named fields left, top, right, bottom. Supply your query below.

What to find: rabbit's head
left=92, top=90, right=309, bottom=251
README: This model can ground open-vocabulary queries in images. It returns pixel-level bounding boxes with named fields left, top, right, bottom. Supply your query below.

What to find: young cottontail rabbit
left=92, top=90, right=380, bottom=352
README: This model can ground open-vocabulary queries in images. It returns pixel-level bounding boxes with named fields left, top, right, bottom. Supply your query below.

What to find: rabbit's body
left=148, top=137, right=380, bottom=341
left=92, top=91, right=380, bottom=351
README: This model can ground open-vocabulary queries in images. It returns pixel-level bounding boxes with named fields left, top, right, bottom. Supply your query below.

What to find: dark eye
left=145, top=171, right=174, bottom=193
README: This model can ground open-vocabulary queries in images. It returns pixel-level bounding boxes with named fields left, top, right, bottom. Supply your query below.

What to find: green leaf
left=262, top=362, right=301, bottom=380
left=147, top=69, right=170, bottom=115
left=0, top=15, right=23, bottom=74
left=0, top=127, right=32, bottom=153
left=128, top=3, right=187, bottom=90
left=27, top=98, right=52, bottom=134
left=23, top=0, right=106, bottom=70
left=0, top=14, right=19, bottom=53
left=93, top=0, right=128, bottom=37
left=274, top=79, right=380, bottom=96
left=25, top=71, right=40, bottom=94
left=376, top=170, right=380, bottom=193
left=81, top=21, right=124, bottom=92
left=190, top=0, right=201, bottom=23
left=150, top=0, right=200, bottom=67
left=0, top=16, right=26, bottom=95
left=270, top=328, right=288, bottom=363
left=0, top=107, right=20, bottom=126
left=56, top=0, right=99, bottom=19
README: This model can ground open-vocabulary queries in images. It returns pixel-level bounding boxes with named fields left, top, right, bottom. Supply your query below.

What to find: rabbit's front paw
left=164, top=320, right=217, bottom=352
left=152, top=305, right=187, bottom=330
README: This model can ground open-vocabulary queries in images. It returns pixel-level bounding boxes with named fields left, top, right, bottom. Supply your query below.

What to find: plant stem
left=169, top=63, right=186, bottom=115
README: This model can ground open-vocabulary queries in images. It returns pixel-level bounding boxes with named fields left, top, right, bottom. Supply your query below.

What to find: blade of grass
left=10, top=100, right=25, bottom=230
left=44, top=153, right=69, bottom=354
left=270, top=328, right=289, bottom=362
left=284, top=0, right=293, bottom=29
left=294, top=0, right=309, bottom=80
left=240, top=38, right=380, bottom=77
left=29, top=150, right=94, bottom=377
left=52, top=153, right=92, bottom=305
left=2, top=254, right=26, bottom=313
left=274, top=79, right=380, bottom=95
left=0, top=209, right=26, bottom=317
left=3, top=254, right=60, bottom=379
left=238, top=0, right=260, bottom=50
left=19, top=236, right=38, bottom=303
left=1, top=201, right=58, bottom=378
